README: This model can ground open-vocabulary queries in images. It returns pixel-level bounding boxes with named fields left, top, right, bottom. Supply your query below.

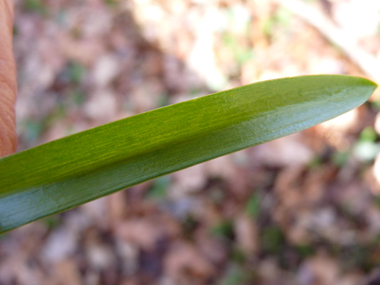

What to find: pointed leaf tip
left=0, top=75, right=377, bottom=233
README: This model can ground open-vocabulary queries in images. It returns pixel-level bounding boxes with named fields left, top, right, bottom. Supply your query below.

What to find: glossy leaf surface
left=0, top=75, right=377, bottom=233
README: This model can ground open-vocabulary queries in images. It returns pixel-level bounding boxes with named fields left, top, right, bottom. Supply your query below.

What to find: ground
left=1, top=0, right=380, bottom=284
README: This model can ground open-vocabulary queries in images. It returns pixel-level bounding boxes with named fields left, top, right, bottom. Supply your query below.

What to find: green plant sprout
left=0, top=75, right=377, bottom=233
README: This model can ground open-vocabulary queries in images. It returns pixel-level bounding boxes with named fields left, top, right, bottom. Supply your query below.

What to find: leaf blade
left=0, top=75, right=377, bottom=233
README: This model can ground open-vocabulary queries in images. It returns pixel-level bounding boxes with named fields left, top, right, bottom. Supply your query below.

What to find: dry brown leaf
left=116, top=217, right=180, bottom=250
left=235, top=214, right=259, bottom=254
left=164, top=241, right=215, bottom=281
left=252, top=134, right=314, bottom=167
left=55, top=259, right=82, bottom=285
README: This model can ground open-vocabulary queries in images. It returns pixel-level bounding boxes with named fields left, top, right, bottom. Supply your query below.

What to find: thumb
left=0, top=0, right=17, bottom=157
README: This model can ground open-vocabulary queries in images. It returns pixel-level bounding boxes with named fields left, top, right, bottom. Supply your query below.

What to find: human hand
left=0, top=0, right=17, bottom=157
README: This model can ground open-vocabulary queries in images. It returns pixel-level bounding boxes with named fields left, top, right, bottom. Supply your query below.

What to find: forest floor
left=1, top=0, right=380, bottom=284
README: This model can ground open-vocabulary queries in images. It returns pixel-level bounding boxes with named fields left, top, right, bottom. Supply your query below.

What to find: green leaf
left=359, top=126, right=378, bottom=142
left=0, top=75, right=376, bottom=233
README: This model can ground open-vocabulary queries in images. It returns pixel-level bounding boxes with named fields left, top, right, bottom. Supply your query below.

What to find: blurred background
left=1, top=0, right=380, bottom=284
